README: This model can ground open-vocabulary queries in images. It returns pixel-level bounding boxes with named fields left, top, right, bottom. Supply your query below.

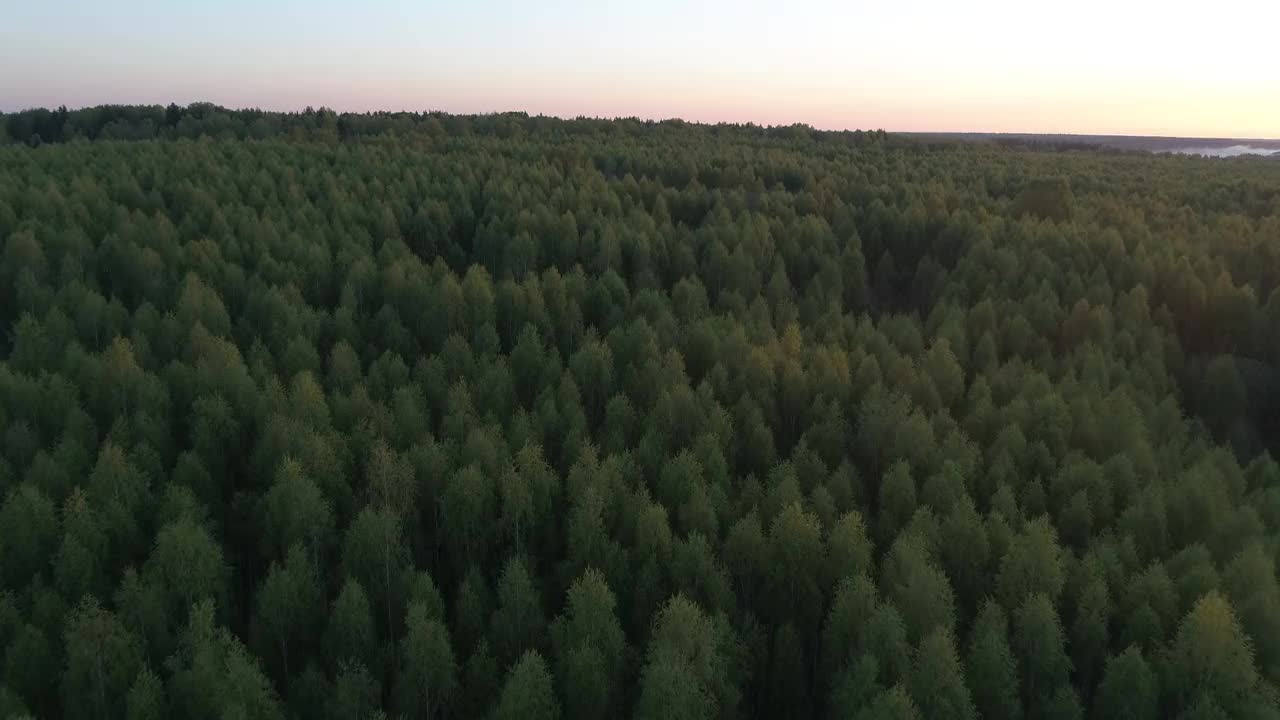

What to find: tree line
left=0, top=103, right=892, bottom=148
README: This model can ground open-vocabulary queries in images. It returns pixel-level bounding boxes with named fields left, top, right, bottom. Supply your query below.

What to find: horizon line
left=3, top=101, right=1278, bottom=144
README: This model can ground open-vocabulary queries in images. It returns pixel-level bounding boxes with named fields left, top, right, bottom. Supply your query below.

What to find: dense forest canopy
left=1, top=103, right=1279, bottom=720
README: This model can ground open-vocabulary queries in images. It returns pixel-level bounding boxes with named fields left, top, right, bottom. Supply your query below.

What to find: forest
left=1, top=103, right=1279, bottom=719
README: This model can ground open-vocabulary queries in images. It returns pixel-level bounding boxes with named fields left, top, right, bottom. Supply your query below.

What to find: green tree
left=126, top=666, right=165, bottom=720
left=252, top=545, right=322, bottom=680
left=1011, top=177, right=1074, bottom=222
left=1093, top=647, right=1157, bottom=720
left=550, top=569, right=626, bottom=720
left=922, top=340, right=964, bottom=410
left=858, top=685, right=921, bottom=720
left=767, top=502, right=825, bottom=630
left=1012, top=594, right=1071, bottom=719
left=462, top=640, right=500, bottom=719
left=1222, top=543, right=1280, bottom=685
left=492, top=650, right=559, bottom=720
left=878, top=462, right=917, bottom=544
left=325, top=578, right=377, bottom=670
left=636, top=595, right=738, bottom=720
left=453, top=565, right=492, bottom=658
left=882, top=534, right=956, bottom=643
left=1163, top=592, right=1272, bottom=717
left=55, top=489, right=107, bottom=600
left=144, top=517, right=228, bottom=622
left=342, top=507, right=407, bottom=640
left=1070, top=575, right=1110, bottom=694
left=165, top=600, right=283, bottom=720
left=490, top=554, right=545, bottom=667
left=965, top=600, right=1021, bottom=720
left=330, top=660, right=381, bottom=720
left=997, top=518, right=1065, bottom=610
left=823, top=574, right=879, bottom=682
left=397, top=600, right=457, bottom=719
left=442, top=464, right=497, bottom=567
left=939, top=496, right=988, bottom=614
left=826, top=510, right=874, bottom=587
left=0, top=484, right=59, bottom=588
left=260, top=458, right=333, bottom=565
left=910, top=628, right=976, bottom=720
left=62, top=599, right=143, bottom=720
left=5, top=621, right=55, bottom=716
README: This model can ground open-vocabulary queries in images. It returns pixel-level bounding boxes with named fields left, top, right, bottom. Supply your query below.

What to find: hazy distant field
left=1156, top=145, right=1279, bottom=158
left=913, top=132, right=1280, bottom=156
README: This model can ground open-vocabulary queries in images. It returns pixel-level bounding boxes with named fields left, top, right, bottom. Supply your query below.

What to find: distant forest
left=1, top=103, right=1279, bottom=720
left=0, top=103, right=896, bottom=148
left=909, top=132, right=1280, bottom=155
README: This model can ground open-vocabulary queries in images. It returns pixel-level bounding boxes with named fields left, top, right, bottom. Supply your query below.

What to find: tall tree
left=550, top=569, right=626, bottom=720
left=490, top=554, right=545, bottom=668
left=1163, top=592, right=1272, bottom=718
left=396, top=600, right=457, bottom=720
left=1092, top=647, right=1157, bottom=720
left=1012, top=594, right=1072, bottom=719
left=252, top=545, right=322, bottom=680
left=965, top=600, right=1021, bottom=720
left=491, top=650, right=559, bottom=720
left=62, top=599, right=143, bottom=720
left=636, top=595, right=738, bottom=720
left=910, top=628, right=976, bottom=720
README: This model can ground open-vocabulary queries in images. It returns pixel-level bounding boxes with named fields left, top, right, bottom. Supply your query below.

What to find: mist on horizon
left=1158, top=145, right=1280, bottom=158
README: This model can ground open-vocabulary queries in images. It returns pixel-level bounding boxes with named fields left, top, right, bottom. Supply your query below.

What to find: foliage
left=0, top=103, right=1278, bottom=718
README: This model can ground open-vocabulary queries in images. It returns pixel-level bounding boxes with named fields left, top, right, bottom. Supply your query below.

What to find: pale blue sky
left=3, top=0, right=1277, bottom=136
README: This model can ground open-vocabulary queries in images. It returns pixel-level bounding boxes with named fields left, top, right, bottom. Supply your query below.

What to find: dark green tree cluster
left=0, top=105, right=1278, bottom=719
left=0, top=103, right=891, bottom=149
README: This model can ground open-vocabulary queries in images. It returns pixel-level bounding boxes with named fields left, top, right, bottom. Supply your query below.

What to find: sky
left=2, top=0, right=1278, bottom=138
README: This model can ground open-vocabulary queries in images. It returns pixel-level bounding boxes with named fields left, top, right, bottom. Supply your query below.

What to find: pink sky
left=3, top=0, right=1278, bottom=138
